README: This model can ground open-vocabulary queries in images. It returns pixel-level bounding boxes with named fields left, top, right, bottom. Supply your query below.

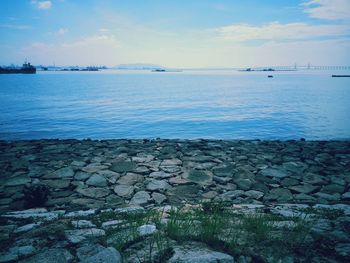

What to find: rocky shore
left=1, top=139, right=350, bottom=262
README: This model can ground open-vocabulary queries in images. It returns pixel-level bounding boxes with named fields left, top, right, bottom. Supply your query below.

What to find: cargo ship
left=0, top=61, right=36, bottom=74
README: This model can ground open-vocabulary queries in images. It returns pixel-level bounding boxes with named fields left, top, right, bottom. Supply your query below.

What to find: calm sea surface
left=0, top=69, right=349, bottom=140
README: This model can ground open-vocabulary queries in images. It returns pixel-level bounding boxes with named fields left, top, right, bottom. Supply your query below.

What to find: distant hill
left=115, top=63, right=164, bottom=70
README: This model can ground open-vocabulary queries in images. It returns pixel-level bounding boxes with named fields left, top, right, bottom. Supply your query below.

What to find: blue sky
left=0, top=0, right=349, bottom=67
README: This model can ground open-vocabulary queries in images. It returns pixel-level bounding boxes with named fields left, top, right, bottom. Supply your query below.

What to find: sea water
left=0, top=69, right=349, bottom=140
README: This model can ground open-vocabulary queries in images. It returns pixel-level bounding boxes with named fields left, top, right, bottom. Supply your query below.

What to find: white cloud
left=31, top=0, right=52, bottom=10
left=56, top=28, right=68, bottom=35
left=217, top=22, right=349, bottom=42
left=0, top=24, right=31, bottom=30
left=302, top=0, right=350, bottom=20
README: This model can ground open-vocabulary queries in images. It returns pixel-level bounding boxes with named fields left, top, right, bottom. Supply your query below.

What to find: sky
left=0, top=0, right=349, bottom=68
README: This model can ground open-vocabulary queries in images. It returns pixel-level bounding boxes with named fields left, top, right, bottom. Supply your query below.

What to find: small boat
left=0, top=61, right=36, bottom=74
left=332, top=75, right=350, bottom=77
left=268, top=75, right=273, bottom=78
left=152, top=69, right=166, bottom=72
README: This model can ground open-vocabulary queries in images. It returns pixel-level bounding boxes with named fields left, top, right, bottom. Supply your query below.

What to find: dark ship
left=0, top=61, right=36, bottom=74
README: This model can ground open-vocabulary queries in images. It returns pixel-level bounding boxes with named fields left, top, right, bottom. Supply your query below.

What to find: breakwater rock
left=1, top=139, right=350, bottom=262
left=1, top=139, right=349, bottom=212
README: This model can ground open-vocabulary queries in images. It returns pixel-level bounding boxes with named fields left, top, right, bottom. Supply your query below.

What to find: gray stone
left=184, top=170, right=212, bottom=185
left=234, top=178, right=252, bottom=190
left=50, top=167, right=75, bottom=179
left=161, top=159, right=182, bottom=166
left=168, top=242, right=234, bottom=263
left=260, top=167, right=290, bottom=178
left=65, top=228, right=106, bottom=244
left=342, top=192, right=350, bottom=200
left=110, top=161, right=136, bottom=173
left=167, top=185, right=200, bottom=203
left=14, top=223, right=41, bottom=233
left=314, top=192, right=340, bottom=201
left=219, top=190, right=245, bottom=201
left=65, top=209, right=96, bottom=218
left=281, top=178, right=299, bottom=187
left=76, top=243, right=106, bottom=260
left=105, top=194, right=124, bottom=206
left=212, top=164, right=235, bottom=177
left=152, top=192, right=167, bottom=204
left=303, top=173, right=326, bottom=185
left=282, top=161, right=307, bottom=174
left=289, top=184, right=319, bottom=194
left=321, top=184, right=345, bottom=194
left=244, top=190, right=264, bottom=199
left=0, top=245, right=36, bottom=262
left=101, top=220, right=123, bottom=229
left=113, top=185, right=134, bottom=197
left=71, top=220, right=96, bottom=229
left=86, top=174, right=108, bottom=187
left=5, top=176, right=31, bottom=186
left=117, top=173, right=143, bottom=185
left=150, top=171, right=173, bottom=179
left=335, top=243, right=350, bottom=257
left=130, top=191, right=151, bottom=205
left=146, top=179, right=171, bottom=191
left=264, top=188, right=293, bottom=202
left=137, top=224, right=157, bottom=236
left=294, top=193, right=316, bottom=202
left=42, top=179, right=70, bottom=189
left=77, top=187, right=110, bottom=198
left=74, top=171, right=91, bottom=181
left=23, top=248, right=74, bottom=263
left=80, top=247, right=122, bottom=263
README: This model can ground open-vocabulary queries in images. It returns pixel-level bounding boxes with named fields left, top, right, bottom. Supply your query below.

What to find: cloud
left=0, top=24, right=31, bottom=30
left=217, top=22, right=349, bottom=42
left=302, top=0, right=350, bottom=20
left=31, top=0, right=52, bottom=10
left=56, top=28, right=68, bottom=35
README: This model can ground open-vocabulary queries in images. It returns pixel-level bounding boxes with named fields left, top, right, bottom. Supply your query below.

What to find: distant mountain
left=115, top=63, right=164, bottom=70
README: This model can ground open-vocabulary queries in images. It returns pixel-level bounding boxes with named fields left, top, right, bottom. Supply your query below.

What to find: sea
left=0, top=69, right=349, bottom=140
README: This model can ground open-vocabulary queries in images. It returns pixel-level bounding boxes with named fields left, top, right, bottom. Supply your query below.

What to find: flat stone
left=110, top=161, right=136, bottom=173
left=80, top=247, right=122, bottom=263
left=212, top=164, right=235, bottom=177
left=183, top=170, right=212, bottom=185
left=303, top=173, right=326, bottom=185
left=282, top=161, right=307, bottom=174
left=101, top=220, right=124, bottom=229
left=105, top=194, right=124, bottom=206
left=42, top=179, right=71, bottom=189
left=314, top=192, right=341, bottom=201
left=321, top=184, right=345, bottom=194
left=161, top=159, right=182, bottom=166
left=146, top=179, right=171, bottom=191
left=86, top=174, right=108, bottom=187
left=294, top=193, right=316, bottom=202
left=76, top=244, right=106, bottom=261
left=117, top=173, right=143, bottom=185
left=113, top=185, right=134, bottom=197
left=202, top=191, right=218, bottom=199
left=342, top=192, right=350, bottom=200
left=49, top=167, right=75, bottom=179
left=65, top=228, right=105, bottom=244
left=219, top=190, right=245, bottom=201
left=168, top=242, right=234, bottom=263
left=152, top=192, right=167, bottom=204
left=130, top=191, right=151, bottom=205
left=137, top=224, right=157, bottom=236
left=5, top=176, right=31, bottom=186
left=234, top=178, right=252, bottom=190
left=150, top=171, right=173, bottom=179
left=244, top=190, right=264, bottom=199
left=0, top=245, right=36, bottom=262
left=260, top=167, right=290, bottom=178
left=335, top=243, right=350, bottom=257
left=71, top=220, right=96, bottom=229
left=289, top=184, right=320, bottom=194
left=74, top=171, right=91, bottom=181
left=23, top=248, right=74, bottom=263
left=167, top=185, right=200, bottom=203
left=281, top=178, right=299, bottom=187
left=77, top=187, right=110, bottom=199
left=264, top=188, right=293, bottom=202
left=65, top=209, right=96, bottom=218
left=14, top=223, right=41, bottom=233
left=169, top=176, right=190, bottom=185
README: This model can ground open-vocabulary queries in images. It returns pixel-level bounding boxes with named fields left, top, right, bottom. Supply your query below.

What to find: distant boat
left=332, top=75, right=350, bottom=77
left=0, top=61, right=36, bottom=74
left=152, top=69, right=166, bottom=72
left=268, top=75, right=273, bottom=78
